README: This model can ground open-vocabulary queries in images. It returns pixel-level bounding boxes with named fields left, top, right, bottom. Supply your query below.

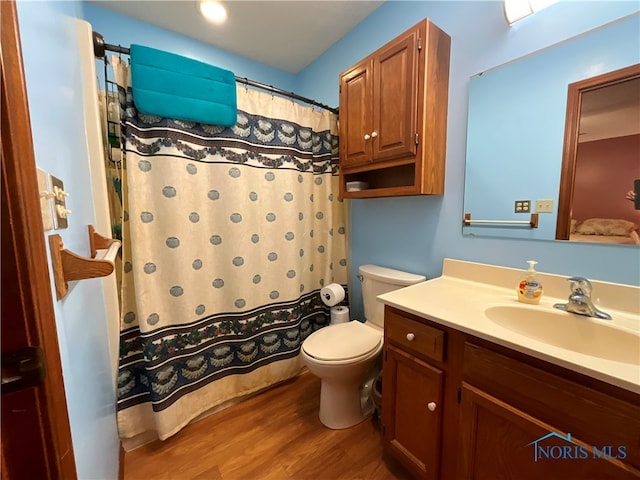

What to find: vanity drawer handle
left=427, top=402, right=437, bottom=412
left=371, top=131, right=378, bottom=138
left=406, top=333, right=415, bottom=341
left=364, top=133, right=371, bottom=140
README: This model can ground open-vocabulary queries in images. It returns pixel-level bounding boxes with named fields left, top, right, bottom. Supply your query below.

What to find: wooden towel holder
left=49, top=225, right=121, bottom=300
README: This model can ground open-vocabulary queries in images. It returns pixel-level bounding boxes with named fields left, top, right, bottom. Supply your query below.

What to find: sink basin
left=484, top=305, right=640, bottom=365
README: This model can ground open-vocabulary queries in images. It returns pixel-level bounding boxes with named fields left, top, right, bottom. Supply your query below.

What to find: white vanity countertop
left=377, top=259, right=640, bottom=394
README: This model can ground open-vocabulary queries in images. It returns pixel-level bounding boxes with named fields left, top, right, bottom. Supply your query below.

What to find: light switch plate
left=536, top=199, right=554, bottom=213
left=36, top=168, right=54, bottom=231
left=50, top=175, right=69, bottom=229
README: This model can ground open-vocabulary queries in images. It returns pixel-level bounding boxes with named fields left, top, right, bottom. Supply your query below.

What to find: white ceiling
left=579, top=77, right=640, bottom=143
left=88, top=0, right=384, bottom=73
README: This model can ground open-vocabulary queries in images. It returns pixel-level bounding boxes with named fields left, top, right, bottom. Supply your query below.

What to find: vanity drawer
left=463, top=342, right=640, bottom=470
left=385, top=308, right=444, bottom=363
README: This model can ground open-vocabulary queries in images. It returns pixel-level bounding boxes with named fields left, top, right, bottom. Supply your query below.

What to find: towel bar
left=463, top=213, right=539, bottom=228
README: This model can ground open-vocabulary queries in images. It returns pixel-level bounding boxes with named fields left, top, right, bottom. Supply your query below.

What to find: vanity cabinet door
left=459, top=383, right=638, bottom=480
left=382, top=345, right=443, bottom=480
left=463, top=342, right=640, bottom=472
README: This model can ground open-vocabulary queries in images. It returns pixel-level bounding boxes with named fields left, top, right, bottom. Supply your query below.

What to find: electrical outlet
left=36, top=168, right=54, bottom=231
left=536, top=199, right=554, bottom=213
left=514, top=200, right=531, bottom=213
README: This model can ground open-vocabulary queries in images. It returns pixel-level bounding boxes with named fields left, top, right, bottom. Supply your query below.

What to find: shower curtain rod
left=93, top=33, right=339, bottom=114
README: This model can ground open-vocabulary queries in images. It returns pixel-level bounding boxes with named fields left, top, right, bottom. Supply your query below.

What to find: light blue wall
left=16, top=2, right=120, bottom=479
left=83, top=3, right=297, bottom=93
left=298, top=1, right=640, bottom=320
left=464, top=16, right=639, bottom=240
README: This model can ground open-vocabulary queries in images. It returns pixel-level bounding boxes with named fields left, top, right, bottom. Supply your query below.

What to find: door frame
left=1, top=1, right=77, bottom=478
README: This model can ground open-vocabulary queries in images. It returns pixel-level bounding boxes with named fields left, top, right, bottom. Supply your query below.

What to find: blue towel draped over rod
left=130, top=44, right=237, bottom=126
left=92, top=32, right=339, bottom=115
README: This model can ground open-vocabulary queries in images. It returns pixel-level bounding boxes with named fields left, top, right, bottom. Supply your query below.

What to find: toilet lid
left=303, top=321, right=382, bottom=361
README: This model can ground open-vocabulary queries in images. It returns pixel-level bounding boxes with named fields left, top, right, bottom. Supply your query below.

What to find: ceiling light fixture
left=200, top=0, right=227, bottom=25
left=504, top=0, right=559, bottom=25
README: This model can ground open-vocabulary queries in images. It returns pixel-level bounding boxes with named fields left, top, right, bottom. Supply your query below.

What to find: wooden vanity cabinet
left=338, top=18, right=450, bottom=199
left=382, top=308, right=447, bottom=479
left=460, top=343, right=640, bottom=479
left=382, top=306, right=640, bottom=479
left=459, top=383, right=639, bottom=480
left=383, top=346, right=443, bottom=480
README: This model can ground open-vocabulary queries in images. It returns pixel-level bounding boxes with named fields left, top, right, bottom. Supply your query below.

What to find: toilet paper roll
left=330, top=306, right=350, bottom=324
left=320, top=283, right=345, bottom=307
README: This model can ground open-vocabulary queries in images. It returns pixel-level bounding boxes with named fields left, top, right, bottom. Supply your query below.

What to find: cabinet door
left=372, top=30, right=418, bottom=163
left=459, top=383, right=638, bottom=480
left=339, top=60, right=372, bottom=168
left=382, top=345, right=443, bottom=480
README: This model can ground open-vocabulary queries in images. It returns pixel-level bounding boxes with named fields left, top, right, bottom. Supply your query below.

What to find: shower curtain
left=111, top=58, right=348, bottom=440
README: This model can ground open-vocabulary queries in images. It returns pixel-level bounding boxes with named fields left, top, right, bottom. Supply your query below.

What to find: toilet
left=301, top=264, right=426, bottom=429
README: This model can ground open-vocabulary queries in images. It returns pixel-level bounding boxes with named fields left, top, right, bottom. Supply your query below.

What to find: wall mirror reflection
left=556, top=65, right=640, bottom=244
left=463, top=14, right=640, bottom=245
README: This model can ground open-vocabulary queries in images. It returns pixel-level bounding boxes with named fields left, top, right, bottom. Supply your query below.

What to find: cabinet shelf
left=342, top=163, right=418, bottom=198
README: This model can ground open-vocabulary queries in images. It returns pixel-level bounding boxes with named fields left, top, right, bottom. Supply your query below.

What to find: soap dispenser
left=517, top=260, right=543, bottom=304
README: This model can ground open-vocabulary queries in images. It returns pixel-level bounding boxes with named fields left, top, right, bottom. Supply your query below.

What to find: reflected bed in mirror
left=463, top=13, right=640, bottom=245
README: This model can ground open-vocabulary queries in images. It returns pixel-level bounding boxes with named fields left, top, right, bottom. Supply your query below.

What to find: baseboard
left=121, top=430, right=159, bottom=452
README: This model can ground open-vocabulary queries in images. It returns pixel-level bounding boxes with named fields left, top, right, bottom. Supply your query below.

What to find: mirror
left=463, top=15, right=640, bottom=245
left=556, top=65, right=640, bottom=244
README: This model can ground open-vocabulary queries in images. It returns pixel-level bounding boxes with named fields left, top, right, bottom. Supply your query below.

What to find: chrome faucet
left=553, top=277, right=612, bottom=320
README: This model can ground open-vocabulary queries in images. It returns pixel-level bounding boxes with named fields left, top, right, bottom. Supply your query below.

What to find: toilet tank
left=359, top=264, right=426, bottom=329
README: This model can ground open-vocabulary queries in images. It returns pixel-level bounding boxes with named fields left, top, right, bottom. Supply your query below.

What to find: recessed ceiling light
left=200, top=0, right=227, bottom=25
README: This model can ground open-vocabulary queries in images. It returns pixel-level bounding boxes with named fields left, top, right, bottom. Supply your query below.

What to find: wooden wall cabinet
left=338, top=18, right=451, bottom=199
left=381, top=306, right=640, bottom=480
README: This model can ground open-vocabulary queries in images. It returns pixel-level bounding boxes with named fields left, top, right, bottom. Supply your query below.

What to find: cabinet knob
left=371, top=131, right=378, bottom=138
left=364, top=134, right=371, bottom=140
left=427, top=402, right=437, bottom=412
left=406, top=333, right=415, bottom=341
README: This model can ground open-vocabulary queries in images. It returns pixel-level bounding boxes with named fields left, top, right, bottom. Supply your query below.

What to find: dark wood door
left=1, top=2, right=77, bottom=478
left=372, top=28, right=418, bottom=163
left=339, top=59, right=372, bottom=168
left=382, top=345, right=443, bottom=480
left=458, top=383, right=638, bottom=480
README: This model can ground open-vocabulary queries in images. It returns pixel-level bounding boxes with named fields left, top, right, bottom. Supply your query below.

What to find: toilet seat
left=302, top=321, right=382, bottom=362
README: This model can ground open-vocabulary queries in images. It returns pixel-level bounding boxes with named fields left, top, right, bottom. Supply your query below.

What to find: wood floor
left=124, top=373, right=411, bottom=480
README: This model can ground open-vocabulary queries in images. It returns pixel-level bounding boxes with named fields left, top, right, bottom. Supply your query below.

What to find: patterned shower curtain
left=111, top=58, right=348, bottom=440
